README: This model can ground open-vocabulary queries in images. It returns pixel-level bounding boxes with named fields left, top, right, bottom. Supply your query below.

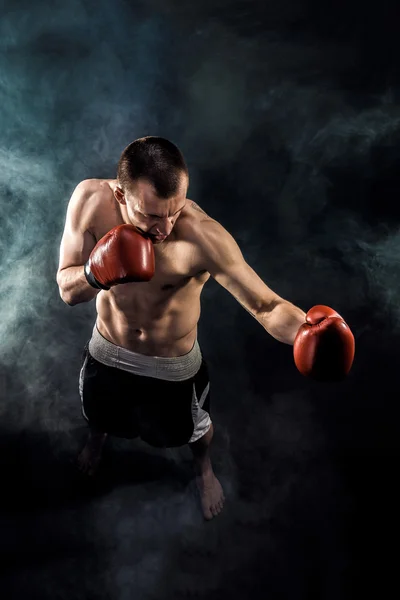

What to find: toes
left=210, top=498, right=224, bottom=517
left=204, top=508, right=213, bottom=520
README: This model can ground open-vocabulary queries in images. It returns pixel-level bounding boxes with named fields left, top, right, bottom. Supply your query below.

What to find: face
left=115, top=175, right=188, bottom=244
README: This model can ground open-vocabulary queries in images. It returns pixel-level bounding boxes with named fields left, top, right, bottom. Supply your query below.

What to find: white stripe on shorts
left=188, top=381, right=211, bottom=443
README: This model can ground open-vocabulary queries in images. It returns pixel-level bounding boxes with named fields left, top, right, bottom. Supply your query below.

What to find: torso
left=88, top=179, right=212, bottom=356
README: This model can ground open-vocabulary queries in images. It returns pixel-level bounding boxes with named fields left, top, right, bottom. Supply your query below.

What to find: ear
left=114, top=186, right=126, bottom=205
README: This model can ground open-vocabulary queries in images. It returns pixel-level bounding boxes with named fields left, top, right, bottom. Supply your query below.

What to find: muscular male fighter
left=56, top=136, right=355, bottom=521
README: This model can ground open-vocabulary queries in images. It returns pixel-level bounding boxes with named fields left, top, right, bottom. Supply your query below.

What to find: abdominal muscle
left=95, top=277, right=205, bottom=357
left=88, top=178, right=211, bottom=357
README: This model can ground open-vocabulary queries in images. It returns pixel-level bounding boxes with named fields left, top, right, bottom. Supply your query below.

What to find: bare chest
left=92, top=200, right=210, bottom=306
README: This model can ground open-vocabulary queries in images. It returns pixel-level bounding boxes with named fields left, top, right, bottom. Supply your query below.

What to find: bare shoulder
left=72, top=178, right=115, bottom=201
left=179, top=199, right=215, bottom=231
left=187, top=199, right=211, bottom=219
left=177, top=199, right=236, bottom=268
left=180, top=199, right=226, bottom=236
left=67, top=178, right=116, bottom=231
left=177, top=198, right=216, bottom=241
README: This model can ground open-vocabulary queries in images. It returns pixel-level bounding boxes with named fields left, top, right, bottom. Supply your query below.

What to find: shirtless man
left=56, top=136, right=355, bottom=520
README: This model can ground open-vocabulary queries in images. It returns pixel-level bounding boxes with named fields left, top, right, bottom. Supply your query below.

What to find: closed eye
left=147, top=207, right=184, bottom=219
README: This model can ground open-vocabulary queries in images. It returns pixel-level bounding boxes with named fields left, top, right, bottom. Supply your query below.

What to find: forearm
left=258, top=301, right=306, bottom=345
left=57, top=265, right=100, bottom=306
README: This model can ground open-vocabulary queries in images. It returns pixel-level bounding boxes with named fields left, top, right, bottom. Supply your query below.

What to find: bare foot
left=196, top=470, right=225, bottom=520
left=77, top=432, right=107, bottom=476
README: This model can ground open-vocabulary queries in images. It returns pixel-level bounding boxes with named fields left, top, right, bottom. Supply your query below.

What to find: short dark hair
left=117, top=136, right=188, bottom=198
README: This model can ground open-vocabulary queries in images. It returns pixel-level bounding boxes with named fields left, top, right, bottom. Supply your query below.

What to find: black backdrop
left=0, top=1, right=399, bottom=598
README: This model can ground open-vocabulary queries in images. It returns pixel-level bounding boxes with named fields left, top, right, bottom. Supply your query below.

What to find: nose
left=155, top=217, right=174, bottom=236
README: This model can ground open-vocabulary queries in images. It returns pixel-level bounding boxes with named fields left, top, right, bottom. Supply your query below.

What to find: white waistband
left=88, top=325, right=202, bottom=381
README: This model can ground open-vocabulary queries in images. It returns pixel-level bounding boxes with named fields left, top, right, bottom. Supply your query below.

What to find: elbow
left=258, top=297, right=285, bottom=320
left=58, top=287, right=76, bottom=306
left=57, top=271, right=75, bottom=306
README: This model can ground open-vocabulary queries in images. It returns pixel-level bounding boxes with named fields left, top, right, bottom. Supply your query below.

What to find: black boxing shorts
left=78, top=325, right=212, bottom=447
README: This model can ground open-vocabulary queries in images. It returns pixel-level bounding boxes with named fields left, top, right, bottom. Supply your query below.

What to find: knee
left=201, top=422, right=214, bottom=445
left=189, top=422, right=214, bottom=449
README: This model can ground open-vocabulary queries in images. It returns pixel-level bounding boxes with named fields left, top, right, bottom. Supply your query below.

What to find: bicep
left=57, top=182, right=97, bottom=274
left=213, top=257, right=281, bottom=317
left=201, top=221, right=282, bottom=316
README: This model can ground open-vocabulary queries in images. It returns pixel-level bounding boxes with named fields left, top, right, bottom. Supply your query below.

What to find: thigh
left=193, top=358, right=211, bottom=415
left=187, top=358, right=212, bottom=443
left=138, top=358, right=212, bottom=448
left=79, top=344, right=141, bottom=438
left=137, top=377, right=195, bottom=447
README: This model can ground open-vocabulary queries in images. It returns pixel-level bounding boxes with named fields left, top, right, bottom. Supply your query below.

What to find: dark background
left=1, top=0, right=399, bottom=598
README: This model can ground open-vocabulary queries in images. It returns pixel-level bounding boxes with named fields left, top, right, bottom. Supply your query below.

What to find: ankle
left=194, top=459, right=213, bottom=477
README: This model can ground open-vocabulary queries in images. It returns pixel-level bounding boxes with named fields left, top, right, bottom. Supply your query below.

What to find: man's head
left=115, top=136, right=189, bottom=244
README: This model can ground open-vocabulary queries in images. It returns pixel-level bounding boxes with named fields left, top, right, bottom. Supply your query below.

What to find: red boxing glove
left=293, top=305, right=355, bottom=381
left=84, top=225, right=155, bottom=290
